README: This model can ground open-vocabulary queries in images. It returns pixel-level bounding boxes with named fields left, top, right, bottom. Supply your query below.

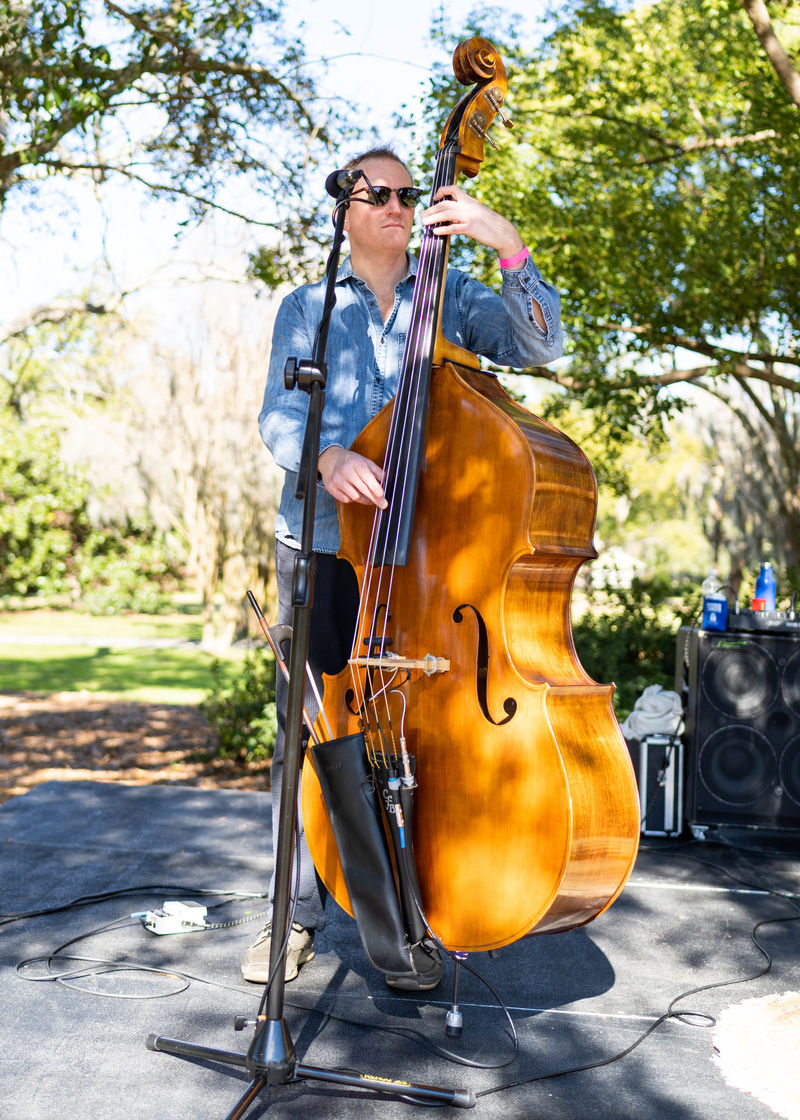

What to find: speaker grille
left=697, top=726, right=777, bottom=806
left=781, top=651, right=800, bottom=716
left=780, top=737, right=800, bottom=807
left=701, top=642, right=779, bottom=717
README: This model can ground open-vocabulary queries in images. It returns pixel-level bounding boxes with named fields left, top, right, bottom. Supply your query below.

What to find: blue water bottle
left=754, top=562, right=777, bottom=611
left=701, top=569, right=727, bottom=631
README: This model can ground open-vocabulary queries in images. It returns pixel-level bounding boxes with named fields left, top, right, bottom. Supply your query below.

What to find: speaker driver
left=781, top=651, right=800, bottom=716
left=780, top=737, right=800, bottom=807
left=698, top=726, right=778, bottom=806
left=701, top=642, right=779, bottom=717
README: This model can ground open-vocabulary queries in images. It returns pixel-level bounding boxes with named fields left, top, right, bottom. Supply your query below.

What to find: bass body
left=301, top=356, right=640, bottom=952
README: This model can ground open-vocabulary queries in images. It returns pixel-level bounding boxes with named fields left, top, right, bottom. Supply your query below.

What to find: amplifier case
left=627, top=733, right=684, bottom=836
left=676, top=626, right=800, bottom=832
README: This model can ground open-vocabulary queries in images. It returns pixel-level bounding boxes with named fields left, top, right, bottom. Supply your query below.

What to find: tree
left=0, top=0, right=327, bottom=217
left=0, top=321, right=183, bottom=605
left=742, top=0, right=800, bottom=105
left=0, top=257, right=282, bottom=637
left=62, top=281, right=284, bottom=650
left=423, top=1, right=800, bottom=577
left=0, top=0, right=343, bottom=339
left=0, top=1, right=337, bottom=632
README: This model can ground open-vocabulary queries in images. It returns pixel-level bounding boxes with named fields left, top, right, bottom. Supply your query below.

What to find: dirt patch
left=0, top=691, right=271, bottom=804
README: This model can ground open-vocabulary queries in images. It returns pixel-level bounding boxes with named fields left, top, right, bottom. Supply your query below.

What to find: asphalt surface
left=2, top=779, right=799, bottom=1119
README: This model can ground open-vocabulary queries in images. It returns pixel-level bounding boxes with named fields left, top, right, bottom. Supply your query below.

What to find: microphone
left=325, top=168, right=365, bottom=198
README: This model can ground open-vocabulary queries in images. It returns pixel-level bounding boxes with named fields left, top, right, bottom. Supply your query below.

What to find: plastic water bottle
left=754, top=562, right=777, bottom=611
left=701, top=568, right=727, bottom=631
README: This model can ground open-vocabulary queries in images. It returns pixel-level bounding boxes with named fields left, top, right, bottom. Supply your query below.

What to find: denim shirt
left=258, top=253, right=563, bottom=554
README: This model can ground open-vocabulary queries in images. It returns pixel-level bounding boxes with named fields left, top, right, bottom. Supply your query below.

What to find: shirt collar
left=337, top=253, right=418, bottom=284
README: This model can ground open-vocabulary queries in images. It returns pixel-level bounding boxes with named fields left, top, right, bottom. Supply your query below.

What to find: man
left=246, top=147, right=563, bottom=990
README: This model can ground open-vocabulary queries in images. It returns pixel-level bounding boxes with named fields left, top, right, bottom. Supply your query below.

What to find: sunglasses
left=353, top=185, right=424, bottom=209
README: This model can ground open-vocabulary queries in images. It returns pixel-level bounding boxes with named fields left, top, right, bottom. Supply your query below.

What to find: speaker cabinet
left=676, top=627, right=800, bottom=832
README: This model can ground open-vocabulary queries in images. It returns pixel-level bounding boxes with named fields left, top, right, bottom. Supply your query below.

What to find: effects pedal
left=143, top=900, right=208, bottom=934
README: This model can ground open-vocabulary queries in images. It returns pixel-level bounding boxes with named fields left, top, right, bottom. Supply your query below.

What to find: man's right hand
left=318, top=445, right=388, bottom=508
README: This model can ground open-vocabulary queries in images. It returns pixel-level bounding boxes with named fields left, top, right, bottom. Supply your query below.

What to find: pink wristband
left=498, top=246, right=530, bottom=270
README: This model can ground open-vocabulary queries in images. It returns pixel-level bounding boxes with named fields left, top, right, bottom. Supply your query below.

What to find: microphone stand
left=145, top=177, right=475, bottom=1116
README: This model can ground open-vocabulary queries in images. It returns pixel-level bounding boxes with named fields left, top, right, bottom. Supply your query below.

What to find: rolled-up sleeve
left=258, top=292, right=314, bottom=473
left=449, top=257, right=563, bottom=369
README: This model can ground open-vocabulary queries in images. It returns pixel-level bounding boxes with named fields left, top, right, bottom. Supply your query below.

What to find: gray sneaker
left=241, top=920, right=315, bottom=983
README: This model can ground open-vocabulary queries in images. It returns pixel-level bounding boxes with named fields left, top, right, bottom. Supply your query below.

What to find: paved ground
left=1, top=779, right=799, bottom=1119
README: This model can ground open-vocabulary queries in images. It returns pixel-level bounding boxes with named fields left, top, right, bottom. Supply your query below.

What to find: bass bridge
left=350, top=653, right=450, bottom=677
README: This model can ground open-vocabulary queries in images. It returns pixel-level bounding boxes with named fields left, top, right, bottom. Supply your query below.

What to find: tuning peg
left=486, top=87, right=514, bottom=129
left=468, top=111, right=500, bottom=149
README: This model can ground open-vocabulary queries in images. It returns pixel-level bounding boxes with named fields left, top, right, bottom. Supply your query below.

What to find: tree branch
left=40, top=159, right=287, bottom=227
left=525, top=106, right=778, bottom=165
left=595, top=320, right=800, bottom=373
left=639, top=128, right=778, bottom=165
left=740, top=0, right=800, bottom=108
left=0, top=297, right=120, bottom=345
left=0, top=1, right=327, bottom=195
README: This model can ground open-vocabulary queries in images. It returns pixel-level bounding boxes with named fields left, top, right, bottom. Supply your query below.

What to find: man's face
left=343, top=157, right=416, bottom=258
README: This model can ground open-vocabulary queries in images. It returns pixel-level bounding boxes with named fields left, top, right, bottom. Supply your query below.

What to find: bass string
left=348, top=143, right=459, bottom=764
left=351, top=144, right=457, bottom=758
left=349, top=148, right=453, bottom=729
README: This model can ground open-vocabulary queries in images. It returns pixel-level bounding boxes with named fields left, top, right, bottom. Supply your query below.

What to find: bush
left=572, top=575, right=697, bottom=720
left=0, top=423, right=91, bottom=596
left=1, top=418, right=184, bottom=609
left=75, top=531, right=183, bottom=614
left=200, top=647, right=278, bottom=763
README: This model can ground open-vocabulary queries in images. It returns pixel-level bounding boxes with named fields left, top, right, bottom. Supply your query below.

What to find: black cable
left=13, top=873, right=514, bottom=1072
left=283, top=990, right=517, bottom=1072
left=20, top=953, right=192, bottom=999
left=0, top=884, right=268, bottom=926
left=204, top=905, right=270, bottom=931
left=12, top=835, right=800, bottom=1093
left=386, top=831, right=519, bottom=1067
left=6, top=811, right=299, bottom=1010
left=473, top=840, right=800, bottom=1100
left=15, top=909, right=277, bottom=1002
left=12, top=890, right=271, bottom=1000
left=16, top=892, right=799, bottom=1091
left=16, top=917, right=192, bottom=998
left=639, top=840, right=800, bottom=913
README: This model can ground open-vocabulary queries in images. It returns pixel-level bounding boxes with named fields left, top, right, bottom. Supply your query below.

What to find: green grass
left=0, top=606, right=244, bottom=704
left=0, top=644, right=244, bottom=704
left=0, top=606, right=203, bottom=643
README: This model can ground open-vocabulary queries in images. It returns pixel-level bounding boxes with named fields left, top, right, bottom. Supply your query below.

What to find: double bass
left=300, top=37, right=640, bottom=956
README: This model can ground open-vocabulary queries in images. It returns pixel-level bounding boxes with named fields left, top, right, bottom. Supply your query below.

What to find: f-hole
left=453, top=603, right=517, bottom=725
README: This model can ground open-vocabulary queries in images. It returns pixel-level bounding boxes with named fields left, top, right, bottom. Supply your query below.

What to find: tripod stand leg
left=295, top=1064, right=476, bottom=1107
left=146, top=1033, right=247, bottom=1068
left=147, top=1031, right=476, bottom=1109
left=223, top=1075, right=268, bottom=1120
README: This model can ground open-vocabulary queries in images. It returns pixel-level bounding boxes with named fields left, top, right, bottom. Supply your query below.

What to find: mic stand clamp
left=145, top=181, right=475, bottom=1115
